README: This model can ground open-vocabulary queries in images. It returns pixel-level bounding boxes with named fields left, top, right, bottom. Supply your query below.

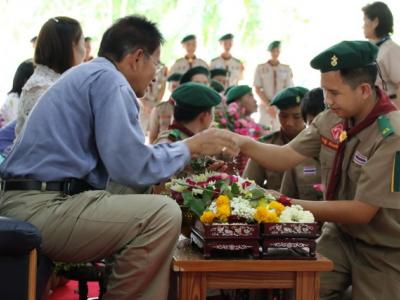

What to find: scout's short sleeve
left=355, top=136, right=400, bottom=209
left=386, top=44, right=400, bottom=84
left=253, top=66, right=262, bottom=87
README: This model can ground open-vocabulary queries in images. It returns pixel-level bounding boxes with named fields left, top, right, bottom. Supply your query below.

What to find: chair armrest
left=0, top=216, right=42, bottom=255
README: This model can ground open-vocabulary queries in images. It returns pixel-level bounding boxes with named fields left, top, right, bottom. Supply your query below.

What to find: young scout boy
left=254, top=41, right=294, bottom=131
left=243, top=86, right=308, bottom=191
left=169, top=34, right=208, bottom=75
left=235, top=40, right=400, bottom=300
left=179, top=65, right=210, bottom=85
left=210, top=33, right=244, bottom=86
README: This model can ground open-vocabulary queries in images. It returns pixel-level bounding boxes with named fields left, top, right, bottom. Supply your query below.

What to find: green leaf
left=250, top=188, right=265, bottom=200
left=231, top=183, right=240, bottom=196
left=182, top=191, right=205, bottom=217
left=202, top=189, right=213, bottom=205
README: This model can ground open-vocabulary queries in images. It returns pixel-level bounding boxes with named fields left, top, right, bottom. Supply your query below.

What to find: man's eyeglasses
left=147, top=55, right=163, bottom=73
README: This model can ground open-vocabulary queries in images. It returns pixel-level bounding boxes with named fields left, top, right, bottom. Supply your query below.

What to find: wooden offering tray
left=191, top=219, right=260, bottom=258
left=261, top=222, right=321, bottom=260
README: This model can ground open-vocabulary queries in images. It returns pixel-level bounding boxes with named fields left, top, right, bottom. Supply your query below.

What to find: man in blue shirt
left=0, top=16, right=238, bottom=300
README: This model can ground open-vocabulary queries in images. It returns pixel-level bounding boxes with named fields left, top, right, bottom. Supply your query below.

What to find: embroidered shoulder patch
left=258, top=132, right=276, bottom=142
left=377, top=116, right=394, bottom=139
left=331, top=122, right=344, bottom=141
left=391, top=151, right=400, bottom=192
left=353, top=151, right=368, bottom=166
left=168, top=129, right=181, bottom=141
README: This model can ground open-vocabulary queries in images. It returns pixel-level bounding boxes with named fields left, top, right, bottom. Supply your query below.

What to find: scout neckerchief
left=326, top=87, right=397, bottom=200
left=375, top=35, right=391, bottom=47
left=280, top=128, right=291, bottom=144
left=268, top=60, right=279, bottom=95
left=168, top=120, right=194, bottom=138
left=185, top=55, right=196, bottom=68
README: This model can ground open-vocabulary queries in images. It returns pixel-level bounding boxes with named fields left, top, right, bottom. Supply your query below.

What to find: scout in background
left=210, top=33, right=244, bottom=86
left=362, top=1, right=400, bottom=109
left=179, top=65, right=210, bottom=85
left=280, top=87, right=326, bottom=201
left=235, top=40, right=400, bottom=300
left=169, top=34, right=208, bottom=75
left=254, top=40, right=294, bottom=131
left=210, top=68, right=228, bottom=88
left=139, top=63, right=168, bottom=135
left=243, top=86, right=308, bottom=191
left=148, top=73, right=181, bottom=144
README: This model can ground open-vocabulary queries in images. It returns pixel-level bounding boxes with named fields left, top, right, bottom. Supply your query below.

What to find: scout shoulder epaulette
left=258, top=131, right=278, bottom=142
left=168, top=129, right=182, bottom=141
left=377, top=115, right=394, bottom=139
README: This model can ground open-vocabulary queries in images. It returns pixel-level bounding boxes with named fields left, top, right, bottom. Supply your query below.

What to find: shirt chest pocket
left=347, top=151, right=368, bottom=184
left=319, top=146, right=336, bottom=188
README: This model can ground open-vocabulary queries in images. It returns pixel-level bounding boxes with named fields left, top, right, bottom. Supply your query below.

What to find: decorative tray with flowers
left=166, top=172, right=320, bottom=259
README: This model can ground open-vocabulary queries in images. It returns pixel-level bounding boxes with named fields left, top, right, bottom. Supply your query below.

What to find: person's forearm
left=239, top=137, right=305, bottom=171
left=292, top=199, right=378, bottom=224
left=255, top=88, right=269, bottom=105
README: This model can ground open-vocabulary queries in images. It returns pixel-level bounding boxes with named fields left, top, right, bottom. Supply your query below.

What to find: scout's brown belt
left=1, top=178, right=94, bottom=195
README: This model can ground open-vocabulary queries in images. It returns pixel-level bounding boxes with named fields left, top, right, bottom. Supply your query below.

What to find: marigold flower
left=254, top=206, right=279, bottom=223
left=200, top=211, right=216, bottom=224
left=216, top=204, right=231, bottom=222
left=268, top=200, right=285, bottom=216
left=216, top=195, right=230, bottom=207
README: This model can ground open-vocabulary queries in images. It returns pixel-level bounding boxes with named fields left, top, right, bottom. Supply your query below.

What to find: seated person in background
left=83, top=36, right=94, bottom=62
left=179, top=66, right=210, bottom=85
left=210, top=68, right=228, bottom=88
left=148, top=73, right=181, bottom=144
left=210, top=79, right=225, bottom=93
left=225, top=85, right=258, bottom=117
left=243, top=86, right=308, bottom=190
left=280, top=87, right=326, bottom=200
left=15, top=16, right=85, bottom=137
left=0, top=60, right=34, bottom=128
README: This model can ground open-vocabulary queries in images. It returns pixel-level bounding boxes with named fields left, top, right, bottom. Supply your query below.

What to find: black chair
left=0, top=216, right=53, bottom=300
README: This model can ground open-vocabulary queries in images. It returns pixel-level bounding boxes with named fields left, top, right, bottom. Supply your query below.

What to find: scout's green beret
left=268, top=40, right=281, bottom=51
left=210, top=80, right=225, bottom=93
left=271, top=86, right=309, bottom=109
left=226, top=85, right=252, bottom=104
left=181, top=34, right=196, bottom=44
left=167, top=73, right=182, bottom=82
left=180, top=66, right=210, bottom=84
left=210, top=68, right=228, bottom=78
left=224, top=85, right=234, bottom=95
left=310, top=41, right=378, bottom=73
left=219, top=33, right=234, bottom=41
left=172, top=82, right=221, bottom=108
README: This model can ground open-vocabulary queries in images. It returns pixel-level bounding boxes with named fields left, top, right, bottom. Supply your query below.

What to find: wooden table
left=171, top=246, right=333, bottom=300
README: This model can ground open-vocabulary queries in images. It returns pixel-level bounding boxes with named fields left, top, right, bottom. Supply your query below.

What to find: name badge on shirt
left=303, top=166, right=317, bottom=176
left=353, top=151, right=368, bottom=166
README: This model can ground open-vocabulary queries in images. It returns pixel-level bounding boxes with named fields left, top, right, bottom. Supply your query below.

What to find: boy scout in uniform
left=210, top=68, right=228, bottom=87
left=254, top=41, right=294, bottom=131
left=210, top=33, right=244, bottom=86
left=148, top=73, right=181, bottom=144
left=236, top=40, right=400, bottom=300
left=169, top=34, right=208, bottom=75
left=243, top=86, right=308, bottom=191
left=280, top=88, right=325, bottom=200
left=179, top=65, right=210, bottom=85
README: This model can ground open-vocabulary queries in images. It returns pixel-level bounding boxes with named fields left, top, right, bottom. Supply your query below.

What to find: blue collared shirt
left=0, top=58, right=190, bottom=189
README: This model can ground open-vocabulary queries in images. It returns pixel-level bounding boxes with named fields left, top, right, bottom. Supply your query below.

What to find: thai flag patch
left=353, top=151, right=368, bottom=166
left=303, top=166, right=317, bottom=175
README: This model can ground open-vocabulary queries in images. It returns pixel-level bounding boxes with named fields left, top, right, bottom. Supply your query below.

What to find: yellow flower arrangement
left=216, top=195, right=230, bottom=207
left=268, top=200, right=285, bottom=216
left=216, top=204, right=231, bottom=222
left=200, top=211, right=216, bottom=224
left=254, top=206, right=279, bottom=223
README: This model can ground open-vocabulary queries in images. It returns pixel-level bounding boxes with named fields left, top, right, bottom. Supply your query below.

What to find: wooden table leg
left=296, top=271, right=318, bottom=300
left=179, top=272, right=206, bottom=300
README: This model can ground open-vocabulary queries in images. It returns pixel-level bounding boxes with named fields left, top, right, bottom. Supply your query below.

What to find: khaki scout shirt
left=376, top=39, right=400, bottom=97
left=289, top=109, right=400, bottom=247
left=253, top=61, right=293, bottom=101
left=155, top=128, right=190, bottom=144
left=210, top=55, right=243, bottom=86
left=150, top=101, right=174, bottom=140
left=169, top=57, right=209, bottom=75
left=243, top=131, right=285, bottom=190
left=141, top=65, right=167, bottom=107
left=280, top=157, right=322, bottom=200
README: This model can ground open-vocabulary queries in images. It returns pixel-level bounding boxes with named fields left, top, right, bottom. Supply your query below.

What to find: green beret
left=271, top=86, right=309, bottom=109
left=167, top=73, right=182, bottom=82
left=226, top=85, right=252, bottom=104
left=210, top=68, right=228, bottom=78
left=268, top=40, right=281, bottom=51
left=181, top=34, right=196, bottom=43
left=180, top=66, right=210, bottom=84
left=224, top=86, right=234, bottom=95
left=172, top=82, right=221, bottom=108
left=310, top=41, right=378, bottom=73
left=219, top=33, right=234, bottom=41
left=210, top=80, right=225, bottom=93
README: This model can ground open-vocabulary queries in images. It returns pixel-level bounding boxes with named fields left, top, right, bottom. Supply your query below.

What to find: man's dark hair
left=362, top=2, right=393, bottom=38
left=34, top=16, right=82, bottom=74
left=84, top=36, right=92, bottom=42
left=300, top=88, right=325, bottom=122
left=9, top=60, right=35, bottom=96
left=174, top=105, right=211, bottom=123
left=98, top=15, right=164, bottom=62
left=340, top=64, right=378, bottom=89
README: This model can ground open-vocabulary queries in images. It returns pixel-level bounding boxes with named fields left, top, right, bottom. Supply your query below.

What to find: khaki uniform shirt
left=253, top=62, right=293, bottom=100
left=169, top=57, right=209, bottom=75
left=141, top=65, right=167, bottom=108
left=243, top=131, right=286, bottom=190
left=210, top=55, right=243, bottom=86
left=290, top=109, right=400, bottom=247
left=376, top=39, right=400, bottom=97
left=149, top=101, right=174, bottom=143
left=280, top=157, right=322, bottom=200
left=155, top=127, right=190, bottom=144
